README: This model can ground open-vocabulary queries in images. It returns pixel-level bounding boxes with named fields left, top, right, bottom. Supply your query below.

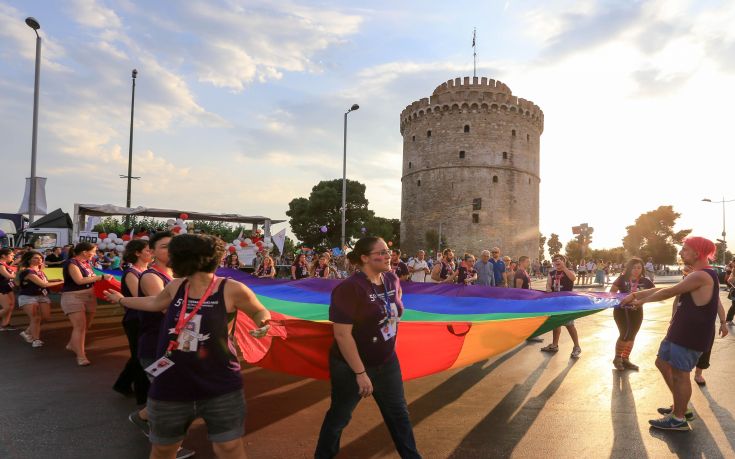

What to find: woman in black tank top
left=104, top=234, right=271, bottom=458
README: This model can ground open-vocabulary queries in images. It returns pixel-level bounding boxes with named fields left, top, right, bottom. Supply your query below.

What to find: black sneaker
left=657, top=406, right=695, bottom=421
left=128, top=411, right=150, bottom=437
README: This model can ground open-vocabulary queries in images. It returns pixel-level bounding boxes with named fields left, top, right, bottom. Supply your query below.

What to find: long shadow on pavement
left=610, top=370, right=648, bottom=459
left=448, top=357, right=575, bottom=458
left=648, top=418, right=725, bottom=459
left=339, top=345, right=528, bottom=458
left=701, top=386, right=735, bottom=453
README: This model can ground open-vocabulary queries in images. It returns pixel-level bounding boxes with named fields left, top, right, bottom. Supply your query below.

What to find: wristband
left=118, top=297, right=124, bottom=307
left=355, top=370, right=366, bottom=375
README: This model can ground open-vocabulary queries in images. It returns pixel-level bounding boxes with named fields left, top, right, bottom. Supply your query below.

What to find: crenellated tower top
left=399, top=76, right=544, bottom=134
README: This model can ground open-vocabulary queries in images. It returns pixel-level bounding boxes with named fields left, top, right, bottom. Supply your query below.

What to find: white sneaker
left=31, top=339, right=44, bottom=348
left=20, top=331, right=33, bottom=343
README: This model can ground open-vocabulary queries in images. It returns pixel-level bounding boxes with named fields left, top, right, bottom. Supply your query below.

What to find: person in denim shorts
left=621, top=237, right=728, bottom=431
left=16, top=250, right=63, bottom=347
left=105, top=234, right=271, bottom=459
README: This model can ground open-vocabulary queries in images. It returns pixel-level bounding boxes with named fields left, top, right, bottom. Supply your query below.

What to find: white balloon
left=114, top=238, right=122, bottom=244
left=179, top=228, right=187, bottom=234
left=140, top=235, right=150, bottom=241
left=244, top=238, right=252, bottom=244
left=108, top=233, right=118, bottom=240
left=232, top=239, right=240, bottom=245
left=176, top=219, right=184, bottom=226
left=166, top=219, right=176, bottom=226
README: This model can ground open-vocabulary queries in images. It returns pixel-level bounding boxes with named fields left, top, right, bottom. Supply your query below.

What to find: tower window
left=412, top=135, right=415, bottom=142
left=472, top=198, right=482, bottom=210
left=427, top=130, right=431, bottom=138
left=492, top=176, right=498, bottom=183
left=512, top=129, right=516, bottom=137
left=417, top=180, right=421, bottom=186
left=528, top=178, right=531, bottom=184
left=502, top=152, right=508, bottom=159
left=464, top=125, right=470, bottom=133
left=409, top=161, right=412, bottom=169
left=459, top=150, right=465, bottom=159
left=527, top=134, right=530, bottom=141
left=472, top=213, right=479, bottom=224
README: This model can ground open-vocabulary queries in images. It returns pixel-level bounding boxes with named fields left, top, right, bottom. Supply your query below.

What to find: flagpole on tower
left=472, top=28, right=477, bottom=78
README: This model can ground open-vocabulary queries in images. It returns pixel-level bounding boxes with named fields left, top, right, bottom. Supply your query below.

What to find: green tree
left=364, top=216, right=400, bottom=248
left=287, top=179, right=374, bottom=250
left=539, top=234, right=547, bottom=261
left=548, top=233, right=562, bottom=258
left=623, top=206, right=691, bottom=264
left=587, top=247, right=626, bottom=264
left=564, top=240, right=583, bottom=264
left=715, top=241, right=733, bottom=265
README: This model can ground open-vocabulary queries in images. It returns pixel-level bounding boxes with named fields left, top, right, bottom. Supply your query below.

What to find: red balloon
left=171, top=226, right=182, bottom=234
left=122, top=234, right=131, bottom=241
left=228, top=246, right=237, bottom=253
left=179, top=213, right=189, bottom=220
left=99, top=233, right=108, bottom=240
left=256, top=240, right=264, bottom=247
left=239, top=241, right=248, bottom=248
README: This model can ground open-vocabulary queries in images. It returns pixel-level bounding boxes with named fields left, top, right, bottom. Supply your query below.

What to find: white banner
left=18, top=177, right=48, bottom=215
left=272, top=228, right=286, bottom=255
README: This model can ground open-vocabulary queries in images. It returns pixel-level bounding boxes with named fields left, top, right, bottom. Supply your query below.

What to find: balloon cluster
left=165, top=213, right=190, bottom=235
left=226, top=232, right=273, bottom=254
left=96, top=231, right=150, bottom=252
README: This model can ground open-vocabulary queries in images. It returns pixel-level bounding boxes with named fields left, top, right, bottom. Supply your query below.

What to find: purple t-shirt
left=391, top=261, right=409, bottom=279
left=330, top=271, right=404, bottom=368
left=514, top=269, right=531, bottom=289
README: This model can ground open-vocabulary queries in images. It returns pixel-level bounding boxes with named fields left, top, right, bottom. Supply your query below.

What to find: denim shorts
left=147, top=390, right=246, bottom=445
left=18, top=295, right=51, bottom=307
left=657, top=339, right=702, bottom=372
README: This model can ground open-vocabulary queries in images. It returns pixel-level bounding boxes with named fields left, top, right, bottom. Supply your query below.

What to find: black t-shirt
left=549, top=270, right=574, bottom=292
left=45, top=254, right=63, bottom=266
left=514, top=269, right=531, bottom=289
left=391, top=261, right=409, bottom=278
left=612, top=276, right=654, bottom=293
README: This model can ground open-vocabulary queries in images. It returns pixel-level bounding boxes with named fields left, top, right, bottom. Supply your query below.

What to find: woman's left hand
left=104, top=289, right=123, bottom=304
left=249, top=323, right=271, bottom=338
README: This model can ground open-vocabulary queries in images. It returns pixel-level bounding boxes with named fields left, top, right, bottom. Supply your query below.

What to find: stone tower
left=400, top=76, right=544, bottom=260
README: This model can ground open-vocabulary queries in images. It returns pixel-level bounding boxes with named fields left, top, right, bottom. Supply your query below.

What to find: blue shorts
left=657, top=339, right=702, bottom=372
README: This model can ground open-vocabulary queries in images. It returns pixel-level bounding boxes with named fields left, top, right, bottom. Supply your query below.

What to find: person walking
left=0, top=248, right=17, bottom=331
left=473, top=250, right=495, bottom=287
left=621, top=237, right=727, bottom=431
left=540, top=255, right=582, bottom=358
left=489, top=247, right=506, bottom=287
left=314, top=237, right=421, bottom=458
left=609, top=258, right=654, bottom=371
left=104, top=234, right=271, bottom=459
left=16, top=250, right=63, bottom=347
left=407, top=250, right=430, bottom=283
left=61, top=242, right=112, bottom=366
left=113, top=239, right=153, bottom=403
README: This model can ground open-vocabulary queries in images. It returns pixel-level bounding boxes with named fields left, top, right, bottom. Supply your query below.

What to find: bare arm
left=291, top=266, right=297, bottom=279
left=622, top=271, right=710, bottom=307
left=718, top=298, right=729, bottom=337
left=105, top=279, right=180, bottom=312
left=227, top=280, right=271, bottom=327
left=561, top=265, right=576, bottom=282
left=0, top=266, right=13, bottom=280
left=430, top=265, right=442, bottom=282
left=515, top=277, right=523, bottom=288
left=25, top=273, right=63, bottom=288
left=124, top=272, right=140, bottom=298
left=68, top=263, right=102, bottom=286
left=333, top=323, right=372, bottom=397
left=140, top=272, right=165, bottom=297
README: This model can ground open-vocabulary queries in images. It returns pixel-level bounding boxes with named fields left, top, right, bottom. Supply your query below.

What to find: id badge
left=144, top=356, right=175, bottom=377
left=177, top=315, right=202, bottom=353
left=380, top=303, right=399, bottom=341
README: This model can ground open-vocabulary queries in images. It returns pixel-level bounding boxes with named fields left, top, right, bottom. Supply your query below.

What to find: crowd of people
left=1, top=234, right=734, bottom=457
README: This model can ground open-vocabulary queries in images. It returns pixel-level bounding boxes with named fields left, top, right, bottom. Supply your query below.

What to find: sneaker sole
left=656, top=408, right=695, bottom=421
left=649, top=423, right=691, bottom=431
left=128, top=413, right=150, bottom=438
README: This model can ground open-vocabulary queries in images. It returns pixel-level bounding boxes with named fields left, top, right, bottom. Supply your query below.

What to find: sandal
left=540, top=344, right=559, bottom=353
left=694, top=376, right=706, bottom=386
left=77, top=358, right=91, bottom=366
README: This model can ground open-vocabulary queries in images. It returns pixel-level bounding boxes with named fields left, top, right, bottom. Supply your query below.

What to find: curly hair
left=123, top=239, right=149, bottom=264
left=168, top=234, right=225, bottom=277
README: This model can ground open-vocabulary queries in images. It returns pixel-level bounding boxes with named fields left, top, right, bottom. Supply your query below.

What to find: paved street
left=1, top=286, right=734, bottom=459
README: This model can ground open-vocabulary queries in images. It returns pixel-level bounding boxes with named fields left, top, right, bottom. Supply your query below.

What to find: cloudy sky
left=1, top=0, right=734, bottom=251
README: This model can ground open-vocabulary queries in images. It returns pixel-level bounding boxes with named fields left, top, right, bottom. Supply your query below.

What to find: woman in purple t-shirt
left=105, top=234, right=271, bottom=459
left=315, top=237, right=421, bottom=459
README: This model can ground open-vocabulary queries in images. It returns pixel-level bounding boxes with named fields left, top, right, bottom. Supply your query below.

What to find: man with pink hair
left=621, top=236, right=728, bottom=431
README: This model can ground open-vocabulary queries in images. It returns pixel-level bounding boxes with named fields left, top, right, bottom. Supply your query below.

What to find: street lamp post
left=26, top=17, right=41, bottom=224
left=341, top=103, right=359, bottom=250
left=702, top=197, right=735, bottom=265
left=120, top=70, right=140, bottom=226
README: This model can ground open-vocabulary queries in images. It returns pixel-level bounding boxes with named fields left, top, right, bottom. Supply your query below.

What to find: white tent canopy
left=73, top=203, right=284, bottom=242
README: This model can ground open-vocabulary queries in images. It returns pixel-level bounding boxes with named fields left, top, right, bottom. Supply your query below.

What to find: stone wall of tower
left=400, top=76, right=544, bottom=260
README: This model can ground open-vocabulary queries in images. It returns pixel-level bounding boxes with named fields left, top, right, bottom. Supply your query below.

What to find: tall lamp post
left=120, top=69, right=140, bottom=209
left=702, top=197, right=735, bottom=265
left=26, top=17, right=41, bottom=224
left=341, top=103, right=359, bottom=250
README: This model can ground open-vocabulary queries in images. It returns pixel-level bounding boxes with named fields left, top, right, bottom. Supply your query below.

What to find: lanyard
left=166, top=275, right=217, bottom=355
left=368, top=274, right=393, bottom=319
left=552, top=271, right=564, bottom=291
left=72, top=258, right=91, bottom=276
